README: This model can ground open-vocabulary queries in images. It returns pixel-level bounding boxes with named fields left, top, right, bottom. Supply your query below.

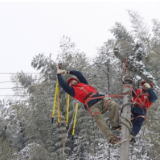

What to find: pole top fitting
left=124, top=77, right=133, bottom=84
left=113, top=48, right=119, bottom=54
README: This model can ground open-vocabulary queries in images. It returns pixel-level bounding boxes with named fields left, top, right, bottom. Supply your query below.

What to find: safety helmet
left=67, top=77, right=80, bottom=85
left=141, top=81, right=153, bottom=88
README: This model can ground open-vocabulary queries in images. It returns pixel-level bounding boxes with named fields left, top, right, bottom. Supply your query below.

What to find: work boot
left=111, top=125, right=121, bottom=131
left=110, top=136, right=119, bottom=144
left=130, top=133, right=136, bottom=143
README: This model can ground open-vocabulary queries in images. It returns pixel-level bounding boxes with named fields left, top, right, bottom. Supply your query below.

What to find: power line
left=0, top=87, right=25, bottom=89
left=0, top=81, right=17, bottom=83
left=0, top=94, right=54, bottom=97
left=0, top=73, right=40, bottom=74
left=0, top=78, right=44, bottom=83
left=0, top=95, right=29, bottom=96
left=0, top=84, right=54, bottom=89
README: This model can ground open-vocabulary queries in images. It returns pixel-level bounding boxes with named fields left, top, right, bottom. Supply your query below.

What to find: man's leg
left=105, top=100, right=120, bottom=128
left=131, top=105, right=135, bottom=124
left=132, top=114, right=144, bottom=136
left=90, top=100, right=114, bottom=143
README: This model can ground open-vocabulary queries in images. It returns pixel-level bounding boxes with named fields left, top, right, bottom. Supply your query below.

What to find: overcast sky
left=0, top=1, right=160, bottom=100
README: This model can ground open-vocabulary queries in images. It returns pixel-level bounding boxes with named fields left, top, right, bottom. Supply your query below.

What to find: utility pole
left=113, top=48, right=151, bottom=160
left=114, top=49, right=133, bottom=160
left=120, top=67, right=133, bottom=160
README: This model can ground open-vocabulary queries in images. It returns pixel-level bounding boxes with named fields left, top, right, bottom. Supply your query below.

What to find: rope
left=62, top=109, right=75, bottom=159
left=114, top=138, right=130, bottom=145
left=120, top=102, right=134, bottom=116
left=120, top=121, right=133, bottom=135
left=114, top=115, right=134, bottom=145
left=85, top=92, right=131, bottom=117
left=121, top=116, right=133, bottom=130
left=58, top=116, right=66, bottom=160
left=92, top=125, right=97, bottom=160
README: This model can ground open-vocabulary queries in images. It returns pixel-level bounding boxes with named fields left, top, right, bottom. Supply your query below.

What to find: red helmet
left=67, top=77, right=79, bottom=85
left=141, top=81, right=153, bottom=88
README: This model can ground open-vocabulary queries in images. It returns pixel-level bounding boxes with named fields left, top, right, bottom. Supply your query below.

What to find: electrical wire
left=0, top=73, right=40, bottom=74
left=0, top=79, right=41, bottom=83
left=0, top=94, right=54, bottom=97
left=0, top=85, right=54, bottom=90
left=0, top=81, right=17, bottom=83
left=0, top=87, right=25, bottom=89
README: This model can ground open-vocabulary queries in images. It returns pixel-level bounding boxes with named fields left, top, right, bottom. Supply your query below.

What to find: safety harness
left=79, top=84, right=102, bottom=116
left=80, top=84, right=131, bottom=116
left=81, top=84, right=149, bottom=120
left=126, top=85, right=149, bottom=120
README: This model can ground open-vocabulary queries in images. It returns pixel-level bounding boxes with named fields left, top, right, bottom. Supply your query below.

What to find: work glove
left=143, top=83, right=151, bottom=89
left=57, top=67, right=68, bottom=75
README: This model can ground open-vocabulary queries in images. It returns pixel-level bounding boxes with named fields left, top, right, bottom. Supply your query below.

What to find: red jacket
left=133, top=89, right=152, bottom=109
left=72, top=83, right=97, bottom=103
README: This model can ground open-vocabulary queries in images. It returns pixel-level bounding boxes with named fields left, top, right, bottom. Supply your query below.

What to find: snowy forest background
left=0, top=10, right=160, bottom=160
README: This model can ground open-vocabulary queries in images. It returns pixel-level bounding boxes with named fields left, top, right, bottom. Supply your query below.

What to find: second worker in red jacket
left=130, top=81, right=157, bottom=142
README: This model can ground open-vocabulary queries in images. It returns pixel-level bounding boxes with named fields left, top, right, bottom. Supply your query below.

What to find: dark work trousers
left=132, top=113, right=145, bottom=136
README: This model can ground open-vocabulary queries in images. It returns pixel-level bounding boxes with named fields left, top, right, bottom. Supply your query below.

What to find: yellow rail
left=72, top=101, right=79, bottom=140
left=57, top=83, right=60, bottom=127
left=51, top=80, right=58, bottom=123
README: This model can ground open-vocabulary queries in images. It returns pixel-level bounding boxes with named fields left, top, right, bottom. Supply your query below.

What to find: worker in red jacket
left=130, top=81, right=157, bottom=142
left=57, top=68, right=121, bottom=144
